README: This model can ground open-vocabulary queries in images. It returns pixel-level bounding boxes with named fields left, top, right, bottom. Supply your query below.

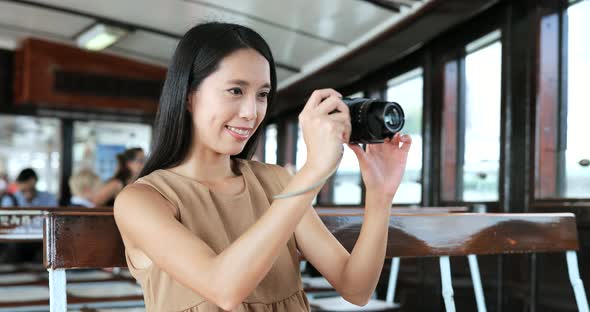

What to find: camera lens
left=383, top=103, right=404, bottom=132
left=342, top=97, right=405, bottom=144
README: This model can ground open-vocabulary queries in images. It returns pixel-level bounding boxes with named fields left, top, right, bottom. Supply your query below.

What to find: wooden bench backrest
left=43, top=208, right=579, bottom=269
left=44, top=208, right=125, bottom=269
left=321, top=212, right=579, bottom=257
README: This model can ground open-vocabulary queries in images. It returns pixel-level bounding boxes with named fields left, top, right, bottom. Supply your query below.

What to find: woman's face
left=188, top=48, right=271, bottom=156
left=127, top=150, right=145, bottom=176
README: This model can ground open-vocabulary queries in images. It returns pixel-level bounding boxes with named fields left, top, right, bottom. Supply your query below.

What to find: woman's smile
left=225, top=125, right=252, bottom=140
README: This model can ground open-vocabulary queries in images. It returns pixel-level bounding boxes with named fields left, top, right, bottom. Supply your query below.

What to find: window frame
left=434, top=15, right=506, bottom=208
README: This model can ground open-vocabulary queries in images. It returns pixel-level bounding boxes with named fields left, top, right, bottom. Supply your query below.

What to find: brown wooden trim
left=535, top=12, right=560, bottom=198
left=441, top=60, right=459, bottom=201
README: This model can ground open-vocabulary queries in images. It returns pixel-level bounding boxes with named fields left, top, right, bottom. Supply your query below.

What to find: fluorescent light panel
left=76, top=23, right=127, bottom=51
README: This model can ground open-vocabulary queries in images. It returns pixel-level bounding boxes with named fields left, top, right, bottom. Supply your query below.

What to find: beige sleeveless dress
left=125, top=158, right=310, bottom=311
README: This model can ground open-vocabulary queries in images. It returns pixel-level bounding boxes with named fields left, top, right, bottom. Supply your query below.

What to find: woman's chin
left=218, top=145, right=245, bottom=156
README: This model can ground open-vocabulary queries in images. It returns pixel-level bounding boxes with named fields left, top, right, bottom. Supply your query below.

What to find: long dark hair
left=138, top=22, right=277, bottom=179
left=114, top=147, right=143, bottom=183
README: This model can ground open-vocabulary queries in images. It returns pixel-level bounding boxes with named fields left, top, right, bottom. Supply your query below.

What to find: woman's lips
left=225, top=126, right=251, bottom=140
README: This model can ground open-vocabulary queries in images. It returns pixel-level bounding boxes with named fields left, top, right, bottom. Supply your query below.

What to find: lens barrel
left=342, top=97, right=405, bottom=144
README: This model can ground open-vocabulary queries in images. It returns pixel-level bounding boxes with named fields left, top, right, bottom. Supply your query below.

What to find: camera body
left=342, top=97, right=405, bottom=144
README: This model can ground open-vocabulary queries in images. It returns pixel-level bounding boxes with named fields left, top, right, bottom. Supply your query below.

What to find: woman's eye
left=228, top=88, right=243, bottom=95
left=258, top=91, right=269, bottom=98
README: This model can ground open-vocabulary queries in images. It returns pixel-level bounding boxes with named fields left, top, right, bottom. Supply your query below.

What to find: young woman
left=92, top=147, right=145, bottom=206
left=114, top=22, right=411, bottom=311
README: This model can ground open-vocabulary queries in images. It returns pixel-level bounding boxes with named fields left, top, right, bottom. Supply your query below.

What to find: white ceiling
left=0, top=0, right=429, bottom=88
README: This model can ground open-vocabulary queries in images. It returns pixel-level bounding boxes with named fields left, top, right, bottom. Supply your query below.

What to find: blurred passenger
left=69, top=168, right=101, bottom=208
left=0, top=172, right=17, bottom=207
left=92, top=147, right=145, bottom=206
left=0, top=168, right=57, bottom=207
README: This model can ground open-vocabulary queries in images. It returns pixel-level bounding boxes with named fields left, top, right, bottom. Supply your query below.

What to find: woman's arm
left=114, top=164, right=324, bottom=311
left=91, top=180, right=123, bottom=206
left=294, top=193, right=390, bottom=305
left=295, top=133, right=411, bottom=305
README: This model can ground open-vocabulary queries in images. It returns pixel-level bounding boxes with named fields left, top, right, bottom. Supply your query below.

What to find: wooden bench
left=0, top=208, right=140, bottom=311
left=42, top=208, right=589, bottom=312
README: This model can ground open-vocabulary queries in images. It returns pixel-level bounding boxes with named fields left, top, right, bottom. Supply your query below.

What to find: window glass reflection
left=564, top=1, right=590, bottom=197
left=462, top=40, right=502, bottom=201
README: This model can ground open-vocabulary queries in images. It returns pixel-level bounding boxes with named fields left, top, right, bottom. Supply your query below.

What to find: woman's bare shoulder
left=115, top=183, right=178, bottom=218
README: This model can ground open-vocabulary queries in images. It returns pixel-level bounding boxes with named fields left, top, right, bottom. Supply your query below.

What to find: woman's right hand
left=298, top=89, right=351, bottom=177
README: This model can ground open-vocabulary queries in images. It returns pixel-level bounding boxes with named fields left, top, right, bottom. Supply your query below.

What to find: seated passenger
left=0, top=168, right=57, bottom=207
left=91, top=147, right=145, bottom=207
left=69, top=168, right=101, bottom=208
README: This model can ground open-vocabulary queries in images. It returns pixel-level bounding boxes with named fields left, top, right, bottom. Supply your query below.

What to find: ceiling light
left=76, top=23, right=127, bottom=51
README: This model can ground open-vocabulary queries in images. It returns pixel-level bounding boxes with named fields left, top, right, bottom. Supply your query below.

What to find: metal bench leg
left=386, top=257, right=400, bottom=304
left=439, top=256, right=456, bottom=312
left=468, top=254, right=487, bottom=312
left=566, top=251, right=589, bottom=312
left=48, top=268, right=67, bottom=312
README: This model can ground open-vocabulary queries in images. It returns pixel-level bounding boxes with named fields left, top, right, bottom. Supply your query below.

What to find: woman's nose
left=239, top=97, right=257, bottom=120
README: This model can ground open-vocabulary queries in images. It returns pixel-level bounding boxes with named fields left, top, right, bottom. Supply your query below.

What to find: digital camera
left=342, top=97, right=405, bottom=144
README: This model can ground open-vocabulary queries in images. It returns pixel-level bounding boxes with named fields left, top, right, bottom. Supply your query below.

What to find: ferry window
left=563, top=0, right=590, bottom=197
left=386, top=69, right=423, bottom=204
left=0, top=116, right=61, bottom=195
left=536, top=1, right=590, bottom=198
left=73, top=121, right=151, bottom=182
left=441, top=30, right=502, bottom=202
left=264, top=124, right=278, bottom=164
left=462, top=38, right=502, bottom=201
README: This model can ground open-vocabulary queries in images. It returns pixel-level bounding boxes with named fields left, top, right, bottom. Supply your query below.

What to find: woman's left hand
left=347, top=133, right=412, bottom=202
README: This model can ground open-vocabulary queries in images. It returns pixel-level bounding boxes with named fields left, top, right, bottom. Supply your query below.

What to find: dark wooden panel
left=13, top=38, right=166, bottom=114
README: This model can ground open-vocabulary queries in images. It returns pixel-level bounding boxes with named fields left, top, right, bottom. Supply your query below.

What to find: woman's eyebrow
left=227, top=79, right=271, bottom=89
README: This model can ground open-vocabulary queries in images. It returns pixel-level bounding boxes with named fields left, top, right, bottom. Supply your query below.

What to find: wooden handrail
left=40, top=208, right=578, bottom=269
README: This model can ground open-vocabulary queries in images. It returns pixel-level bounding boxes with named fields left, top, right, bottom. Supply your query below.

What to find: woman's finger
left=399, top=134, right=412, bottom=152
left=303, top=89, right=341, bottom=112
left=317, top=95, right=346, bottom=115
left=391, top=132, right=401, bottom=147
